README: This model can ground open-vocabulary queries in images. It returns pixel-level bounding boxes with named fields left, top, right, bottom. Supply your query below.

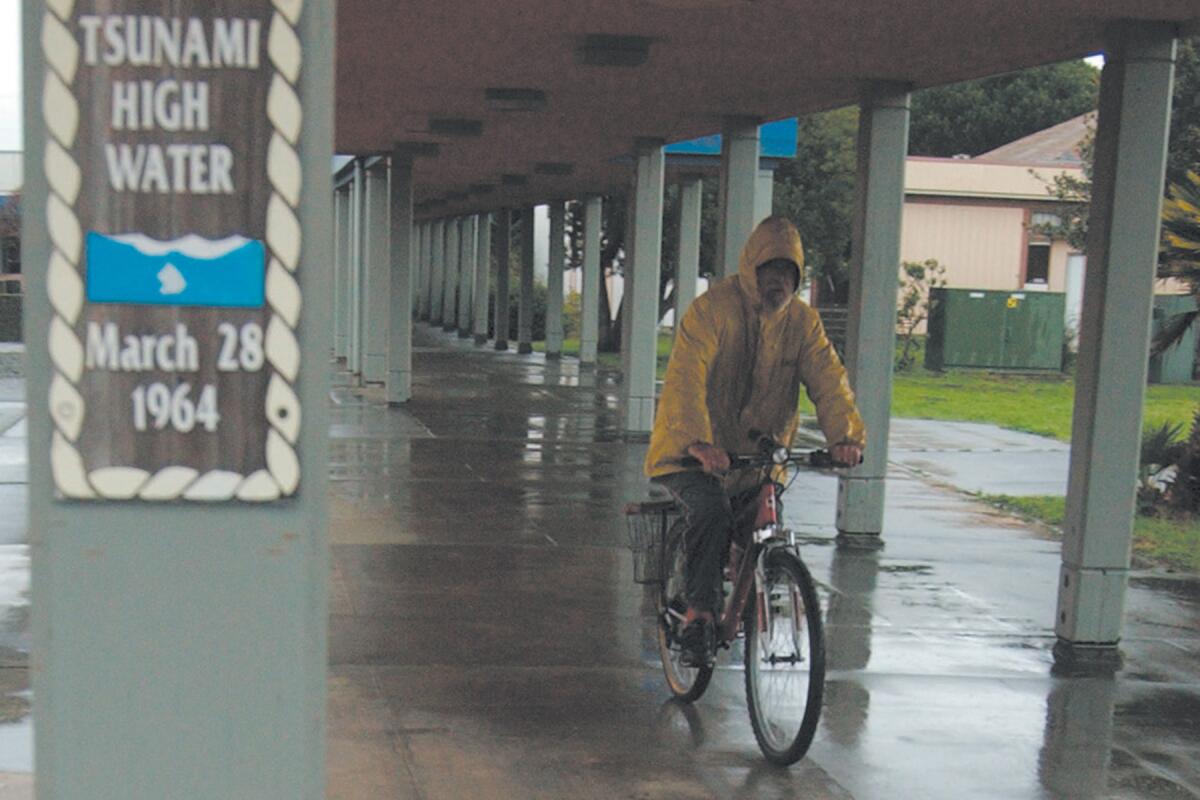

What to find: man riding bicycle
left=644, top=215, right=865, bottom=667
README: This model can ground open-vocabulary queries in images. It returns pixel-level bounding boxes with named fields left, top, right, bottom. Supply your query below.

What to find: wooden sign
left=40, top=0, right=305, bottom=501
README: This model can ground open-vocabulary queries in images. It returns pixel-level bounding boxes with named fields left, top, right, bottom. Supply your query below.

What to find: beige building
left=901, top=114, right=1090, bottom=297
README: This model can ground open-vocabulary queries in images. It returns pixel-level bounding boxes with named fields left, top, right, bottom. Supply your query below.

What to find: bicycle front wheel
left=656, top=519, right=713, bottom=702
left=744, top=547, right=825, bottom=765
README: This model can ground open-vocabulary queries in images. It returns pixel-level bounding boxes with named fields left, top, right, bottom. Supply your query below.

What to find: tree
left=908, top=60, right=1100, bottom=157
left=1154, top=170, right=1200, bottom=353
left=0, top=192, right=19, bottom=275
left=772, top=107, right=859, bottom=303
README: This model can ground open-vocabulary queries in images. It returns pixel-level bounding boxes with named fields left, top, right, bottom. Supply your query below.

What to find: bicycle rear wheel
left=744, top=547, right=825, bottom=765
left=656, top=519, right=713, bottom=702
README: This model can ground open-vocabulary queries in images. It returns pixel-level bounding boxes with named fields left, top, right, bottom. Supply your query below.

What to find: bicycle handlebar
left=679, top=448, right=842, bottom=471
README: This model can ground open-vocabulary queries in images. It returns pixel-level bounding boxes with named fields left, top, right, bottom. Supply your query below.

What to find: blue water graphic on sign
left=665, top=118, right=798, bottom=158
left=85, top=232, right=266, bottom=307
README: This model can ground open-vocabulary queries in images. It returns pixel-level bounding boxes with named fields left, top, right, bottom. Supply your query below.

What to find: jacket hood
left=736, top=215, right=805, bottom=304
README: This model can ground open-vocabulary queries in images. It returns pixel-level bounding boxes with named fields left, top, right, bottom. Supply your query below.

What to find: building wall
left=900, top=201, right=1026, bottom=289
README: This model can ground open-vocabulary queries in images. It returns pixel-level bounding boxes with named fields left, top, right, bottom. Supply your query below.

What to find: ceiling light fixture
left=579, top=34, right=653, bottom=67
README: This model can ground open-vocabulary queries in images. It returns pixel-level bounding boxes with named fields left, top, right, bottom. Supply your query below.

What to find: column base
left=835, top=531, right=885, bottom=551
left=457, top=329, right=471, bottom=339
left=1051, top=638, right=1123, bottom=677
left=474, top=335, right=489, bottom=346
left=546, top=352, right=561, bottom=361
left=517, top=343, right=533, bottom=354
left=429, top=318, right=443, bottom=327
left=442, top=323, right=457, bottom=333
left=494, top=340, right=509, bottom=352
left=836, top=476, right=886, bottom=535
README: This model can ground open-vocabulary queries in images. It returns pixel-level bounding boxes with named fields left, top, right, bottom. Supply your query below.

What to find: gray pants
left=652, top=471, right=734, bottom=615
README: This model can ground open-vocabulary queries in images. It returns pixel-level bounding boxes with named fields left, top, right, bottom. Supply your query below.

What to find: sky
left=0, top=0, right=20, bottom=151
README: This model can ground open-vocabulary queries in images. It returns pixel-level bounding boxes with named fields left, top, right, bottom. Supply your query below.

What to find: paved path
left=0, top=339, right=1197, bottom=798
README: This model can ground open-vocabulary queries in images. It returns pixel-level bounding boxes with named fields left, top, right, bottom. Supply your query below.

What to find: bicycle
left=625, top=436, right=843, bottom=765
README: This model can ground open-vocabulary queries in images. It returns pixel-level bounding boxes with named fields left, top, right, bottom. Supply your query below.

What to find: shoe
left=678, top=617, right=716, bottom=668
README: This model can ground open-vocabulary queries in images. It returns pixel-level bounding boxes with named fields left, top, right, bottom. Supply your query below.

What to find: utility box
left=926, top=288, right=1065, bottom=370
left=1148, top=295, right=1198, bottom=384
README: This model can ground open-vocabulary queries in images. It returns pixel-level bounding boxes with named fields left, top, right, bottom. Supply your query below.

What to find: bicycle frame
left=717, top=482, right=781, bottom=644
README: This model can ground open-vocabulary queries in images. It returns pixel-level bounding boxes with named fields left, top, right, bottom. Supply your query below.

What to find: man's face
left=756, top=260, right=797, bottom=311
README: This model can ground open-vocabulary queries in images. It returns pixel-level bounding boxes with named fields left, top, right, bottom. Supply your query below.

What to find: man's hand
left=686, top=442, right=731, bottom=475
left=830, top=443, right=862, bottom=467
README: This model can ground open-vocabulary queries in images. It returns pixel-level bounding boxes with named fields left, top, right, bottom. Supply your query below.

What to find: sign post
left=24, top=0, right=331, bottom=796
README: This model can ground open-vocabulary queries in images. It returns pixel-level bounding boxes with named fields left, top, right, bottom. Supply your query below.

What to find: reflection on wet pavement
left=1, top=331, right=1197, bottom=798
left=328, top=327, right=1199, bottom=800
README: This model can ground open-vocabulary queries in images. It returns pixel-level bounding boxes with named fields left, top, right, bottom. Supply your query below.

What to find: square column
left=1055, top=23, right=1177, bottom=669
left=388, top=156, right=415, bottom=404
left=494, top=209, right=512, bottom=350
left=362, top=161, right=390, bottom=384
left=442, top=218, right=461, bottom=332
left=716, top=117, right=760, bottom=278
left=334, top=187, right=352, bottom=361
left=473, top=213, right=493, bottom=345
left=429, top=219, right=445, bottom=326
left=518, top=207, right=536, bottom=354
left=755, top=168, right=775, bottom=225
left=349, top=162, right=365, bottom=375
left=625, top=140, right=665, bottom=433
left=457, top=215, right=477, bottom=338
left=413, top=222, right=425, bottom=318
left=580, top=196, right=603, bottom=365
left=675, top=176, right=702, bottom=330
left=836, top=84, right=911, bottom=546
left=416, top=223, right=429, bottom=320
left=545, top=201, right=566, bottom=358
left=620, top=182, right=637, bottom=380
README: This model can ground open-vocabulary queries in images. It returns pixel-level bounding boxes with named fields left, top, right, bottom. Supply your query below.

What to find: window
left=1026, top=243, right=1050, bottom=285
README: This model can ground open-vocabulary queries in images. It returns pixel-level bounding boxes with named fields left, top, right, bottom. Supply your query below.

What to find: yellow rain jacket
left=644, top=215, right=866, bottom=479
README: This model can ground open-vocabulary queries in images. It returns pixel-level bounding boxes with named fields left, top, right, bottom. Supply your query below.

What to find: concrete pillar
left=429, top=219, right=445, bottom=326
left=621, top=183, right=637, bottom=380
left=332, top=188, right=344, bottom=360
left=494, top=210, right=512, bottom=351
left=412, top=222, right=424, bottom=317
left=1055, top=23, right=1177, bottom=669
left=836, top=84, right=911, bottom=546
left=349, top=161, right=364, bottom=375
left=388, top=156, right=415, bottom=404
left=518, top=207, right=535, bottom=354
left=362, top=161, right=390, bottom=384
left=625, top=140, right=665, bottom=432
left=457, top=215, right=477, bottom=338
left=416, top=222, right=429, bottom=320
left=545, top=201, right=566, bottom=358
left=676, top=176, right=702, bottom=329
left=755, top=167, right=775, bottom=225
left=422, top=222, right=434, bottom=321
left=24, top=0, right=333, bottom=792
left=473, top=213, right=493, bottom=345
left=335, top=187, right=352, bottom=362
left=716, top=118, right=760, bottom=278
left=442, top=218, right=460, bottom=332
left=580, top=196, right=602, bottom=365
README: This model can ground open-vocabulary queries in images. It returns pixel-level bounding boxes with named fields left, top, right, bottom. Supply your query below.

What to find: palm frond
left=1151, top=309, right=1200, bottom=356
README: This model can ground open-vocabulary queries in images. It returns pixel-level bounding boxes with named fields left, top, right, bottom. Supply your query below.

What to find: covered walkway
left=325, top=328, right=1199, bottom=799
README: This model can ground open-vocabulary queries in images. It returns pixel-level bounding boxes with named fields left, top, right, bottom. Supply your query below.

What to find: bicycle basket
left=621, top=500, right=679, bottom=585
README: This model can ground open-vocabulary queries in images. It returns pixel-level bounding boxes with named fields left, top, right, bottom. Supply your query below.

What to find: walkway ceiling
left=335, top=1, right=1200, bottom=218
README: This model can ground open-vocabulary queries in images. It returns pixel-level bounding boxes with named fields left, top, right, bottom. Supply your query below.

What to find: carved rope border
left=41, top=0, right=304, bottom=502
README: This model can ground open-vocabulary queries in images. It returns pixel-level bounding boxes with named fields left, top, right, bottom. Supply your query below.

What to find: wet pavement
left=0, top=334, right=1197, bottom=798
left=327, top=328, right=1198, bottom=800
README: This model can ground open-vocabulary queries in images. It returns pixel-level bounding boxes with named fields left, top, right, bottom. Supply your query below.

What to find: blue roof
left=665, top=118, right=797, bottom=158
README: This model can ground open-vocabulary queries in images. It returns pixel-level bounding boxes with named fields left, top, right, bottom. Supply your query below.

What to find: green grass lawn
left=979, top=494, right=1200, bottom=573
left=891, top=369, right=1200, bottom=441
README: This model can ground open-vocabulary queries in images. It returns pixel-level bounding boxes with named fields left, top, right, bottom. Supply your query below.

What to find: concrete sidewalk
left=1, top=335, right=1197, bottom=798
left=326, top=328, right=1198, bottom=800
